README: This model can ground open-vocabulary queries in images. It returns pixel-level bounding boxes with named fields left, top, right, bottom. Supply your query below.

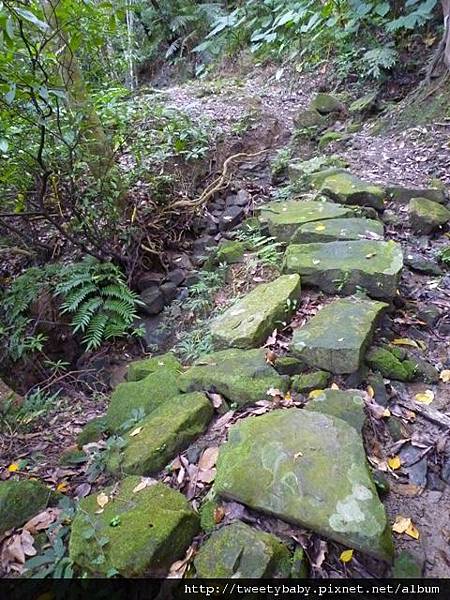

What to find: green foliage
left=439, top=246, right=450, bottom=265
left=271, top=148, right=293, bottom=175
left=236, top=229, right=284, bottom=268
left=55, top=258, right=143, bottom=351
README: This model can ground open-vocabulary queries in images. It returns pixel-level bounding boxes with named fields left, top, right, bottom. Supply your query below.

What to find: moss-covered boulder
left=77, top=417, right=107, bottom=447
left=274, top=356, right=307, bottom=376
left=178, top=348, right=289, bottom=408
left=291, top=371, right=330, bottom=393
left=106, top=367, right=180, bottom=432
left=409, top=197, right=450, bottom=234
left=127, top=352, right=181, bottom=382
left=366, top=347, right=417, bottom=381
left=283, top=240, right=403, bottom=299
left=259, top=199, right=354, bottom=242
left=69, top=477, right=199, bottom=577
left=214, top=409, right=393, bottom=561
left=107, top=392, right=213, bottom=476
left=194, top=521, right=291, bottom=578
left=205, top=241, right=245, bottom=269
left=387, top=186, right=445, bottom=205
left=305, top=389, right=366, bottom=433
left=320, top=172, right=385, bottom=211
left=293, top=108, right=326, bottom=130
left=288, top=156, right=348, bottom=184
left=293, top=217, right=384, bottom=244
left=318, top=131, right=346, bottom=150
left=311, top=93, right=345, bottom=115
left=210, top=275, right=300, bottom=349
left=290, top=297, right=387, bottom=374
left=349, top=92, right=378, bottom=115
left=0, top=479, right=58, bottom=534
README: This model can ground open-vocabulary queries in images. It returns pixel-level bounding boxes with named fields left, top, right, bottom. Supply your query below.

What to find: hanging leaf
left=339, top=549, right=354, bottom=563
left=14, top=9, right=50, bottom=32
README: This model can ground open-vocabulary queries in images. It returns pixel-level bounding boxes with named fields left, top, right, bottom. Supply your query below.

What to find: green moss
left=127, top=352, right=181, bottom=382
left=0, top=480, right=58, bottom=534
left=320, top=172, right=386, bottom=211
left=199, top=498, right=221, bottom=533
left=291, top=547, right=308, bottom=578
left=292, top=371, right=330, bottom=394
left=409, top=197, right=450, bottom=234
left=69, top=477, right=199, bottom=577
left=77, top=417, right=107, bottom=447
left=194, top=521, right=291, bottom=578
left=106, top=367, right=180, bottom=432
left=274, top=356, right=307, bottom=376
left=393, top=551, right=423, bottom=578
left=107, top=392, right=213, bottom=476
left=366, top=347, right=417, bottom=381
left=305, top=389, right=366, bottom=433
left=311, top=93, right=345, bottom=115
left=318, top=131, right=345, bottom=149
left=205, top=241, right=245, bottom=269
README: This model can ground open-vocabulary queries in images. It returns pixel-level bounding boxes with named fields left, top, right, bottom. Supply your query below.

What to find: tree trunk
left=41, top=0, right=113, bottom=178
left=442, top=0, right=450, bottom=70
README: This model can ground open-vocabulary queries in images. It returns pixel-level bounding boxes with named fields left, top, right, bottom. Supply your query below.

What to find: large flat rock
left=305, top=389, right=366, bottom=432
left=290, top=296, right=387, bottom=374
left=215, top=409, right=393, bottom=561
left=178, top=348, right=289, bottom=408
left=283, top=240, right=403, bottom=299
left=211, top=274, right=300, bottom=349
left=320, top=172, right=385, bottom=210
left=259, top=200, right=354, bottom=242
left=69, top=477, right=199, bottom=577
left=107, top=392, right=213, bottom=475
left=409, top=197, right=450, bottom=234
left=293, top=217, right=384, bottom=244
left=194, top=521, right=291, bottom=578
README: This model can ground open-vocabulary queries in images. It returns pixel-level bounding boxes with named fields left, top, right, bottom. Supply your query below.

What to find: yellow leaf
left=405, top=522, right=420, bottom=540
left=315, top=224, right=326, bottom=231
left=367, top=385, right=374, bottom=399
left=388, top=456, right=401, bottom=470
left=56, top=481, right=69, bottom=493
left=440, top=370, right=450, bottom=383
left=129, top=426, right=143, bottom=437
left=96, top=492, right=109, bottom=508
left=308, top=389, right=325, bottom=399
left=414, top=390, right=434, bottom=405
left=7, top=463, right=19, bottom=472
left=383, top=408, right=391, bottom=417
left=330, top=383, right=339, bottom=390
left=391, top=338, right=419, bottom=349
left=392, top=516, right=411, bottom=534
left=339, top=549, right=354, bottom=563
left=365, top=252, right=377, bottom=259
left=417, top=340, right=427, bottom=351
left=284, top=391, right=292, bottom=402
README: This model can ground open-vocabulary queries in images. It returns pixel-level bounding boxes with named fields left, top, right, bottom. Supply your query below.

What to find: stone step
left=194, top=521, right=291, bottom=578
left=305, top=388, right=366, bottom=432
left=283, top=239, right=403, bottom=299
left=292, top=217, right=384, bottom=244
left=178, top=348, right=289, bottom=408
left=214, top=409, right=394, bottom=561
left=259, top=199, right=355, bottom=242
left=69, top=477, right=199, bottom=577
left=409, top=197, right=450, bottom=234
left=290, top=296, right=387, bottom=374
left=210, top=274, right=300, bottom=349
left=107, top=392, right=213, bottom=476
left=319, top=172, right=385, bottom=210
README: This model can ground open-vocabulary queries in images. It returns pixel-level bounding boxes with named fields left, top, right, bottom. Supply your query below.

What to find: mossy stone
left=288, top=155, right=348, bottom=184
left=260, top=199, right=354, bottom=243
left=292, top=371, right=330, bottom=394
left=320, top=172, right=386, bottom=211
left=387, top=186, right=445, bottom=205
left=127, top=352, right=181, bottom=382
left=311, top=93, right=345, bottom=115
left=305, top=389, right=366, bottom=433
left=366, top=347, right=417, bottom=382
left=194, top=521, right=291, bottom=578
left=294, top=108, right=326, bottom=130
left=318, top=131, right=346, bottom=149
left=293, top=217, right=383, bottom=244
left=206, top=241, right=245, bottom=269
left=77, top=417, right=107, bottom=447
left=69, top=477, right=199, bottom=577
left=310, top=168, right=349, bottom=188
left=106, top=367, right=180, bottom=432
left=349, top=92, right=378, bottom=114
left=0, top=480, right=58, bottom=535
left=392, top=551, right=423, bottom=578
left=199, top=497, right=222, bottom=533
left=215, top=409, right=393, bottom=561
left=107, top=392, right=213, bottom=476
left=274, top=356, right=307, bottom=376
left=210, top=275, right=301, bottom=349
left=291, top=297, right=387, bottom=374
left=178, top=348, right=289, bottom=408
left=283, top=240, right=403, bottom=299
left=291, top=547, right=308, bottom=578
left=409, top=197, right=450, bottom=234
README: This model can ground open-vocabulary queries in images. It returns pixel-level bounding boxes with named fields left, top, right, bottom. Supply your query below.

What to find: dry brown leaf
left=167, top=545, right=195, bottom=579
left=198, top=447, right=219, bottom=471
left=266, top=387, right=283, bottom=399
left=214, top=506, right=225, bottom=524
left=330, top=383, right=339, bottom=390
left=392, top=516, right=411, bottom=534
left=24, top=508, right=60, bottom=534
left=96, top=492, right=109, bottom=508
left=265, top=350, right=277, bottom=365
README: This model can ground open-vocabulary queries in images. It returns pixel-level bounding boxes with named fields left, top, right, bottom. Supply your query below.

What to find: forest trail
left=2, top=69, right=450, bottom=579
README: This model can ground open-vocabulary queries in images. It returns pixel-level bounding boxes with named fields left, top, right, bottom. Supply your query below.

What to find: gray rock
left=139, top=288, right=165, bottom=315
left=219, top=206, right=245, bottom=231
left=409, top=197, right=450, bottom=234
left=160, top=281, right=178, bottom=304
left=293, top=217, right=384, bottom=244
left=305, top=389, right=366, bottom=433
left=387, top=186, right=445, bottom=205
left=404, top=254, right=443, bottom=275
left=166, top=269, right=186, bottom=286
left=137, top=271, right=164, bottom=292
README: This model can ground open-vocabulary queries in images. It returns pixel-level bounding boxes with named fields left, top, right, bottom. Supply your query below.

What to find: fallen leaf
left=405, top=522, right=420, bottom=540
left=330, top=383, right=339, bottom=390
left=214, top=506, right=225, bottom=524
left=56, top=481, right=69, bottom=493
left=96, top=492, right=109, bottom=508
left=265, top=350, right=277, bottom=365
left=392, top=515, right=411, bottom=534
left=340, top=549, right=354, bottom=563
left=365, top=252, right=377, bottom=259
left=308, top=389, right=325, bottom=399
left=414, top=390, right=434, bottom=405
left=74, top=482, right=91, bottom=498
left=440, top=370, right=450, bottom=383
left=367, top=385, right=375, bottom=399
left=284, top=391, right=293, bottom=403
left=24, top=508, right=60, bottom=534
left=197, top=468, right=216, bottom=483
left=388, top=456, right=402, bottom=470
left=392, top=338, right=419, bottom=349
left=209, top=393, right=223, bottom=408
left=198, top=447, right=219, bottom=471
left=129, top=426, right=143, bottom=437
left=7, top=463, right=19, bottom=472
left=315, top=224, right=326, bottom=231
left=132, top=477, right=157, bottom=493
